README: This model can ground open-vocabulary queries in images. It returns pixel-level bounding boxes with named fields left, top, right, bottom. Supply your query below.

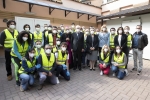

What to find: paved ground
left=0, top=58, right=150, bottom=100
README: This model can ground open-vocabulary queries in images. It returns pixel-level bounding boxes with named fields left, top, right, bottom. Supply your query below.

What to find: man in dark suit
left=71, top=25, right=84, bottom=70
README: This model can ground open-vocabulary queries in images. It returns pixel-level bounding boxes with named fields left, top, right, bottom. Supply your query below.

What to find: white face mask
left=9, top=25, right=15, bottom=29
left=136, top=29, right=140, bottom=33
left=116, top=49, right=121, bottom=53
left=124, top=30, right=129, bottom=33
left=45, top=49, right=51, bottom=54
left=56, top=41, right=61, bottom=45
left=58, top=30, right=61, bottom=33
left=48, top=27, right=52, bottom=30
left=76, top=29, right=80, bottom=32
left=61, top=27, right=64, bottom=30
left=22, top=37, right=28, bottom=41
left=104, top=48, right=108, bottom=52
left=103, top=28, right=106, bottom=31
left=66, top=30, right=69, bottom=33
left=36, top=28, right=40, bottom=31
left=91, top=31, right=95, bottom=34
left=118, top=30, right=122, bottom=34
left=36, top=44, right=42, bottom=48
left=53, top=30, right=57, bottom=34
left=85, top=32, right=89, bottom=34
left=29, top=53, right=35, bottom=58
left=44, top=27, right=48, bottom=30
left=62, top=47, right=66, bottom=51
left=72, top=25, right=75, bottom=28
left=111, top=31, right=115, bottom=34
left=96, top=32, right=99, bottom=34
left=25, top=28, right=29, bottom=31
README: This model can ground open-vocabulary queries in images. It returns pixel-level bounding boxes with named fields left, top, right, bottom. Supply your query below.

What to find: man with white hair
left=71, top=25, right=84, bottom=70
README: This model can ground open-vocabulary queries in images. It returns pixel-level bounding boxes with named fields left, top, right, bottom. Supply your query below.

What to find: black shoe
left=73, top=67, right=77, bottom=70
left=130, top=68, right=137, bottom=72
left=90, top=68, right=92, bottom=71
left=16, top=80, right=20, bottom=86
left=38, top=84, right=43, bottom=90
left=93, top=68, right=95, bottom=71
left=79, top=68, right=82, bottom=71
left=137, top=71, right=141, bottom=75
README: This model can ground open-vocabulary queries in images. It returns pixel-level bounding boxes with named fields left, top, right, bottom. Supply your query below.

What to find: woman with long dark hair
left=11, top=31, right=31, bottom=86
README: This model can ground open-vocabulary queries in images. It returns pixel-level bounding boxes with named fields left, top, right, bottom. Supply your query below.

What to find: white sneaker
left=112, top=73, right=116, bottom=77
left=100, top=71, right=103, bottom=76
left=125, top=69, right=129, bottom=76
left=56, top=77, right=60, bottom=84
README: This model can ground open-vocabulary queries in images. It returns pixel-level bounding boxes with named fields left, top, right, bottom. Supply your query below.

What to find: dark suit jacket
left=71, top=32, right=84, bottom=51
left=86, top=35, right=99, bottom=51
left=60, top=33, right=71, bottom=42
left=114, top=34, right=127, bottom=52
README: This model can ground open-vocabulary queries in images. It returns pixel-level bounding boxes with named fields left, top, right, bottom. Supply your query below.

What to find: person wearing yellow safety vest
left=99, top=45, right=111, bottom=76
left=36, top=44, right=57, bottom=90
left=11, top=31, right=31, bottom=86
left=44, top=25, right=52, bottom=46
left=33, top=24, right=43, bottom=46
left=52, top=38, right=61, bottom=55
left=0, top=20, right=19, bottom=81
left=55, top=42, right=70, bottom=84
left=111, top=46, right=127, bottom=80
left=34, top=40, right=45, bottom=58
left=18, top=48, right=36, bottom=92
left=23, top=24, right=34, bottom=48
left=109, top=28, right=117, bottom=59
left=124, top=26, right=133, bottom=70
left=42, top=24, right=48, bottom=46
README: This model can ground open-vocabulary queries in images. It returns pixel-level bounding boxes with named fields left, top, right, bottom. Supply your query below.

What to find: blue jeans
left=111, top=65, right=126, bottom=80
left=56, top=65, right=70, bottom=81
left=20, top=73, right=34, bottom=90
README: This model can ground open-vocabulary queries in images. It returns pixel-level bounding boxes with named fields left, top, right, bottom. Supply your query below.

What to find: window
left=103, top=0, right=115, bottom=4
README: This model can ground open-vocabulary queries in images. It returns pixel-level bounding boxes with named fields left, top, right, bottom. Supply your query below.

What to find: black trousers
left=5, top=50, right=12, bottom=76
left=125, top=47, right=130, bottom=69
left=73, top=49, right=82, bottom=69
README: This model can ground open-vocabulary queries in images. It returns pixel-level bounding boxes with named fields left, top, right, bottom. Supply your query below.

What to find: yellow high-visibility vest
left=114, top=53, right=125, bottom=69
left=57, top=50, right=67, bottom=65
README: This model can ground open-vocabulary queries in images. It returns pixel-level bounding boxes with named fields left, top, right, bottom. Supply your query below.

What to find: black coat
left=86, top=35, right=99, bottom=51
left=71, top=32, right=84, bottom=51
left=60, top=33, right=71, bottom=42
left=114, top=34, right=127, bottom=53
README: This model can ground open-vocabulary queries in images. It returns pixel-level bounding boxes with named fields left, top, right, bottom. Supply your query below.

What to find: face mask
left=91, top=31, right=94, bottom=34
left=76, top=29, right=80, bottom=32
left=9, top=25, right=15, bottom=29
left=62, top=47, right=66, bottom=51
left=53, top=30, right=57, bottom=34
left=44, top=27, right=48, bottom=30
left=45, top=49, right=51, bottom=54
left=118, top=30, right=122, bottom=34
left=29, top=53, right=34, bottom=58
left=61, top=27, right=64, bottom=30
left=85, top=32, right=89, bottom=34
left=116, top=49, right=121, bottom=53
left=58, top=30, right=61, bottom=33
left=104, top=48, right=108, bottom=52
left=136, top=29, right=140, bottom=33
left=72, top=25, right=75, bottom=28
left=36, top=45, right=42, bottom=48
left=56, top=41, right=61, bottom=45
left=124, top=30, right=129, bottom=33
left=36, top=28, right=40, bottom=31
left=48, top=27, right=52, bottom=30
left=22, top=37, right=28, bottom=41
left=66, top=30, right=69, bottom=33
left=25, top=28, right=29, bottom=31
left=111, top=31, right=115, bottom=34
left=96, top=32, right=99, bottom=34
left=103, top=28, right=106, bottom=31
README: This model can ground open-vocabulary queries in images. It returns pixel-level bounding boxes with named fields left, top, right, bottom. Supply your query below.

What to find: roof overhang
left=13, top=0, right=101, bottom=20
left=97, top=4, right=150, bottom=21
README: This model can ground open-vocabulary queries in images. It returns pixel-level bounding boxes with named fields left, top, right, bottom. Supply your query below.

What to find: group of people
left=0, top=20, right=148, bottom=92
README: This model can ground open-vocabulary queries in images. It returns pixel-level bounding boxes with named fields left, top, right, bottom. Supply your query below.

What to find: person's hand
left=48, top=72, right=52, bottom=76
left=82, top=49, right=84, bottom=52
left=71, top=49, right=73, bottom=52
left=66, top=38, right=69, bottom=40
left=114, top=63, right=118, bottom=66
left=42, top=72, right=47, bottom=75
left=21, top=57, right=26, bottom=61
left=92, top=47, right=95, bottom=50
left=90, top=47, right=93, bottom=50
left=103, top=63, right=106, bottom=68
left=66, top=71, right=70, bottom=76
left=35, top=64, right=41, bottom=69
left=62, top=64, right=67, bottom=70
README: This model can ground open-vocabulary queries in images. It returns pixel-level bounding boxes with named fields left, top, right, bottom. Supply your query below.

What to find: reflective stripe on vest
left=4, top=29, right=18, bottom=48
left=18, top=58, right=36, bottom=74
left=11, top=40, right=29, bottom=57
left=114, top=53, right=125, bottom=69
left=33, top=32, right=42, bottom=42
left=100, top=52, right=110, bottom=63
left=127, top=34, right=132, bottom=47
left=35, top=48, right=45, bottom=56
left=110, top=34, right=116, bottom=48
left=42, top=53, right=55, bottom=71
left=57, top=50, right=67, bottom=64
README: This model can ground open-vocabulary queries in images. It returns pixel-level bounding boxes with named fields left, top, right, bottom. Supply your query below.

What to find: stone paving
left=0, top=58, right=150, bottom=100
